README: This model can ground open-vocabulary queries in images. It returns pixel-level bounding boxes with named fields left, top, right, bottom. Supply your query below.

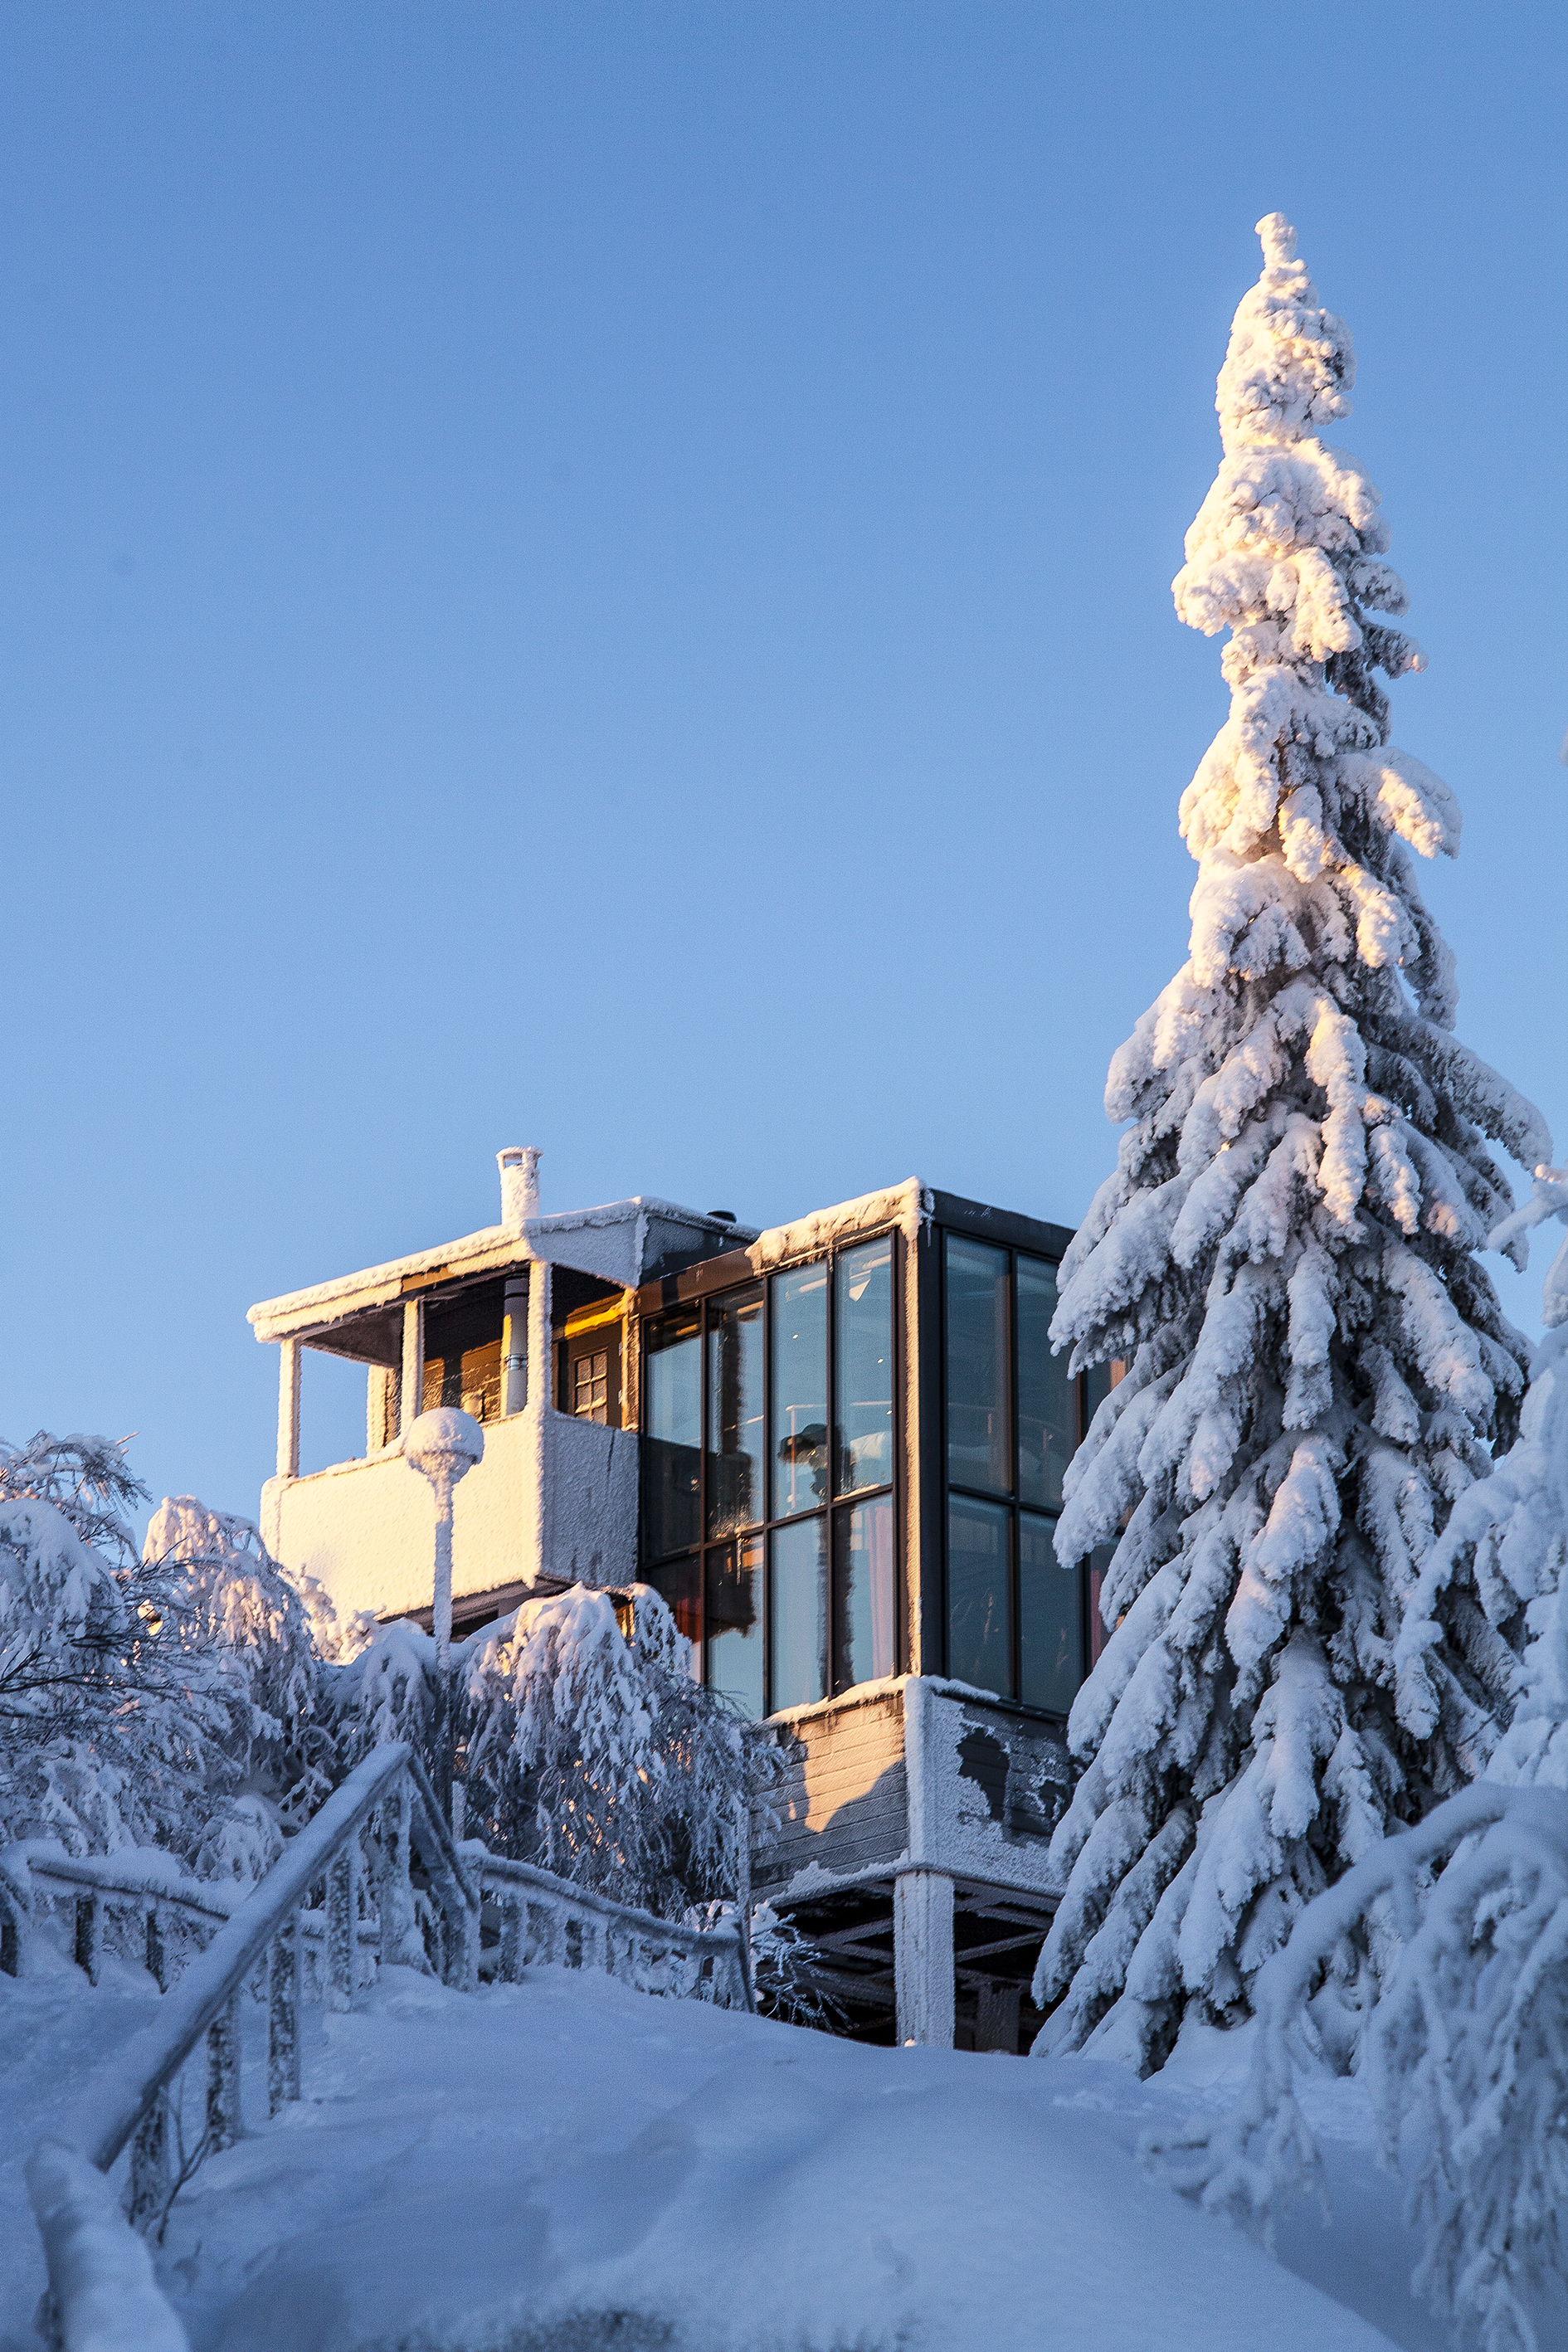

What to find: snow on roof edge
left=247, top=1196, right=759, bottom=1333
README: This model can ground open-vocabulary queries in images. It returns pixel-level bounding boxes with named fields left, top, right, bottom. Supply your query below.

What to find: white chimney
left=498, top=1146, right=541, bottom=1234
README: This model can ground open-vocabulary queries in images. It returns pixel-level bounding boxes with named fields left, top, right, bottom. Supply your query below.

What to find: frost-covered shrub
left=143, top=1495, right=334, bottom=1828
left=331, top=1582, right=777, bottom=1917
left=1035, top=217, right=1551, bottom=2072
left=0, top=1444, right=337, bottom=1874
left=0, top=1443, right=233, bottom=1857
left=461, top=1582, right=777, bottom=1916
left=1155, top=1174, right=1568, bottom=2352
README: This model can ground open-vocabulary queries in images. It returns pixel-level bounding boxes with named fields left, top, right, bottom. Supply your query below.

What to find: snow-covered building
left=249, top=1152, right=1112, bottom=2049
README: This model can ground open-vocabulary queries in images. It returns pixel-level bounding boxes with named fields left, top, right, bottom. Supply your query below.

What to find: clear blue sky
left=2, top=2, right=1564, bottom=1527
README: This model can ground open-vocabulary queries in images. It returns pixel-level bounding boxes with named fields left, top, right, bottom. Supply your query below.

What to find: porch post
left=894, top=1867, right=955, bottom=2048
left=276, top=1339, right=301, bottom=1480
left=524, top=1258, right=553, bottom=1582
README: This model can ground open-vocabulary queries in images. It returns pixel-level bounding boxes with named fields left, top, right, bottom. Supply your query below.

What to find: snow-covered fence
left=17, top=1849, right=237, bottom=1990
left=475, top=1850, right=755, bottom=2010
left=24, top=1746, right=756, bottom=2349
left=27, top=1742, right=475, bottom=2350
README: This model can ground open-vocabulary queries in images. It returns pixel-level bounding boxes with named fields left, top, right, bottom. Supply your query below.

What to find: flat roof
left=248, top=1196, right=757, bottom=1346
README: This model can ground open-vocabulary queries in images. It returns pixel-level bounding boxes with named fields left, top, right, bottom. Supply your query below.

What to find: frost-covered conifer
left=1035, top=217, right=1550, bottom=2069
left=1158, top=1176, right=1568, bottom=2352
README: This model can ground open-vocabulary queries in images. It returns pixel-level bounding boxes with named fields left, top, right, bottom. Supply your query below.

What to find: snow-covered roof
left=248, top=1196, right=757, bottom=1346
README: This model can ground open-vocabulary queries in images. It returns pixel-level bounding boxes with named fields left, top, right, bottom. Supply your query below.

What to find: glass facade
left=640, top=1210, right=1108, bottom=1726
left=641, top=1235, right=898, bottom=1719
left=942, top=1230, right=1107, bottom=1714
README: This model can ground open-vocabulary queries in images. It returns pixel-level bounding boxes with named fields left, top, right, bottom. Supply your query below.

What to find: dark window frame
left=938, top=1225, right=1101, bottom=1718
left=640, top=1228, right=904, bottom=1716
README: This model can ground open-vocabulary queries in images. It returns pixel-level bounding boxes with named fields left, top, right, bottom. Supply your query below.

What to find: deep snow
left=0, top=1943, right=1483, bottom=2352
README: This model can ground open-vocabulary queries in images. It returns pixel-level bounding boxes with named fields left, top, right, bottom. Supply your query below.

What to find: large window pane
left=835, top=1239, right=894, bottom=1496
left=769, top=1514, right=828, bottom=1712
left=946, top=1237, right=1012, bottom=1497
left=706, top=1286, right=765, bottom=1536
left=771, top=1261, right=829, bottom=1521
left=1017, top=1256, right=1075, bottom=1511
left=642, top=1312, right=701, bottom=1561
left=1019, top=1510, right=1082, bottom=1715
left=834, top=1494, right=896, bottom=1693
left=947, top=1493, right=1013, bottom=1699
left=706, top=1537, right=764, bottom=1720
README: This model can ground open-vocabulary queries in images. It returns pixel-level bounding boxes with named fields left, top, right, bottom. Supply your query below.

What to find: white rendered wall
left=261, top=1408, right=636, bottom=1627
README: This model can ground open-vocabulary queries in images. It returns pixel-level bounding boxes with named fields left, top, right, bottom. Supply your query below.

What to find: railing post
left=75, top=1894, right=101, bottom=1986
left=126, top=2089, right=171, bottom=2233
left=268, top=1917, right=302, bottom=2116
left=205, top=1989, right=242, bottom=2151
left=499, top=1895, right=522, bottom=1984
left=327, top=1844, right=359, bottom=2010
left=376, top=1776, right=421, bottom=1971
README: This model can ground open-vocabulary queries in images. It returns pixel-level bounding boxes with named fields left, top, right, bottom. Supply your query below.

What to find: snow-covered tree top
left=1215, top=213, right=1354, bottom=453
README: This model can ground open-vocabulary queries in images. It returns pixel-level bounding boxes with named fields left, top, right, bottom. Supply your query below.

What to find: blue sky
left=2, top=2, right=1564, bottom=1525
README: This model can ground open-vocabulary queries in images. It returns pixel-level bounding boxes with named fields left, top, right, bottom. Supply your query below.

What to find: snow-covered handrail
left=474, top=1850, right=755, bottom=2011
left=27, top=1742, right=478, bottom=2350
left=12, top=1847, right=239, bottom=1990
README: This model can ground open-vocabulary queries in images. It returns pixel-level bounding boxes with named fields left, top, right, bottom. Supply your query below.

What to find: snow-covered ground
left=5, top=1941, right=1516, bottom=2352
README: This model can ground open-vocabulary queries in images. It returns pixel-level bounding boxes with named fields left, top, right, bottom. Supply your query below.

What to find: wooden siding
left=758, top=1691, right=908, bottom=1891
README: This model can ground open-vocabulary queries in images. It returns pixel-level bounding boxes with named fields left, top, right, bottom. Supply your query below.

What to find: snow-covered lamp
left=404, top=1407, right=484, bottom=1675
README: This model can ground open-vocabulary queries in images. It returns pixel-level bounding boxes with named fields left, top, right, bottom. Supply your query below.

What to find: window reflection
left=642, top=1312, right=701, bottom=1561
left=1019, top=1509, right=1080, bottom=1714
left=645, top=1556, right=700, bottom=1653
left=834, top=1493, right=895, bottom=1692
left=835, top=1239, right=894, bottom=1496
left=947, top=1493, right=1013, bottom=1700
left=706, top=1536, right=764, bottom=1719
left=771, top=1262, right=829, bottom=1519
left=770, top=1514, right=828, bottom=1712
left=706, top=1287, right=764, bottom=1536
left=946, top=1237, right=1011, bottom=1497
left=1017, top=1255, right=1074, bottom=1511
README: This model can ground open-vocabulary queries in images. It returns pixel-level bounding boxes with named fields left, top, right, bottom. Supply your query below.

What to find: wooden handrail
left=26, top=1741, right=749, bottom=2350
left=474, top=1852, right=754, bottom=2012
left=56, top=1743, right=475, bottom=2175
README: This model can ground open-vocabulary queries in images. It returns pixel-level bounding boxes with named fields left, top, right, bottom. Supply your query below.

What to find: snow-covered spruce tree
left=1034, top=216, right=1551, bottom=2071
left=1156, top=1174, right=1568, bottom=2352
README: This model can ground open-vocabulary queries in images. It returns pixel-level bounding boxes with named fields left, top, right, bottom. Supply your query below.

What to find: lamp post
left=404, top=1406, right=484, bottom=1827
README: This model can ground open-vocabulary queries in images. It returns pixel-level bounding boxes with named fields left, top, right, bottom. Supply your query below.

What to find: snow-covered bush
left=0, top=1439, right=233, bottom=1856
left=460, top=1582, right=777, bottom=1916
left=0, top=1443, right=339, bottom=1876
left=1152, top=1172, right=1568, bottom=2352
left=1035, top=217, right=1551, bottom=2072
left=143, top=1495, right=334, bottom=1830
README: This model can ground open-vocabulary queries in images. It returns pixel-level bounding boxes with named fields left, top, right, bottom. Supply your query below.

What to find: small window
left=573, top=1350, right=609, bottom=1422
